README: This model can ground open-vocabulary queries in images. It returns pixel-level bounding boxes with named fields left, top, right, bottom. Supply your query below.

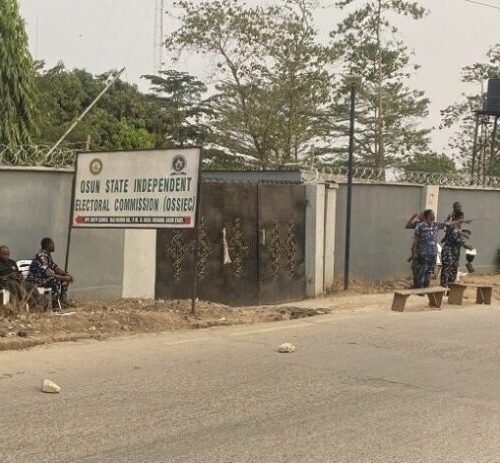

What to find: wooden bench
left=391, top=287, right=447, bottom=312
left=448, top=283, right=493, bottom=306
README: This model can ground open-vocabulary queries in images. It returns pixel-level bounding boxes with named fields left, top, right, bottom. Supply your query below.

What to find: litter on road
left=41, top=379, right=61, bottom=394
left=278, top=342, right=296, bottom=353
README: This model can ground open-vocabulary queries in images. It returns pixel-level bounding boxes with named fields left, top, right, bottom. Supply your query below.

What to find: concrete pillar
left=122, top=230, right=157, bottom=299
left=421, top=185, right=440, bottom=214
left=305, top=183, right=326, bottom=297
left=323, top=183, right=338, bottom=292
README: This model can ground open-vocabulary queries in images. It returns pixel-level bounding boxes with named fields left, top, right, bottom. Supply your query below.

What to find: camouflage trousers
left=440, top=244, right=460, bottom=288
left=414, top=254, right=437, bottom=288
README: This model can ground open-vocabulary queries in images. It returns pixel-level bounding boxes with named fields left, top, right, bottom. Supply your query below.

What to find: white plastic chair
left=17, top=260, right=55, bottom=308
left=433, top=243, right=443, bottom=282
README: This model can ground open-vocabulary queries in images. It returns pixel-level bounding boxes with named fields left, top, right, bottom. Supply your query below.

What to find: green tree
left=142, top=69, right=212, bottom=147
left=110, top=120, right=154, bottom=150
left=143, top=69, right=244, bottom=169
left=330, top=0, right=431, bottom=168
left=0, top=0, right=37, bottom=151
left=166, top=0, right=334, bottom=167
left=405, top=152, right=456, bottom=173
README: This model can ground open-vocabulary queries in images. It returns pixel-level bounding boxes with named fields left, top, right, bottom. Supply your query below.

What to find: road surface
left=2, top=304, right=500, bottom=462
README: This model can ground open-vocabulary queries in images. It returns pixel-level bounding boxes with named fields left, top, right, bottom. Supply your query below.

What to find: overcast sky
left=18, top=0, right=500, bottom=153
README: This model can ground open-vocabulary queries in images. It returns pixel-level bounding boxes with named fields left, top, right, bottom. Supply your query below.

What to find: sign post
left=68, top=148, right=202, bottom=310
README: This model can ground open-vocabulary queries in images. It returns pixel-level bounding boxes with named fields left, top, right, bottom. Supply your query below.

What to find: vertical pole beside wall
left=191, top=223, right=200, bottom=315
left=344, top=82, right=357, bottom=291
left=64, top=156, right=78, bottom=272
left=489, top=115, right=499, bottom=182
left=191, top=151, right=203, bottom=315
left=471, top=111, right=480, bottom=184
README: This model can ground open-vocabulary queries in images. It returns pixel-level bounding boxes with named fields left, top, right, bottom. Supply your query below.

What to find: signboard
left=72, top=148, right=201, bottom=229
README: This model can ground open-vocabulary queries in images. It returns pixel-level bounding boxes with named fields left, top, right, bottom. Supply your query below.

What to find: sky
left=17, top=0, right=500, bottom=154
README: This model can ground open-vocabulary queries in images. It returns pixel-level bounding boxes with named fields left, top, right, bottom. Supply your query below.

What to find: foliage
left=33, top=64, right=242, bottom=168
left=329, top=0, right=431, bottom=168
left=2, top=0, right=455, bottom=173
left=142, top=69, right=212, bottom=148
left=404, top=152, right=456, bottom=173
left=142, top=69, right=246, bottom=168
left=0, top=0, right=37, bottom=151
left=34, top=63, right=160, bottom=151
left=166, top=0, right=335, bottom=167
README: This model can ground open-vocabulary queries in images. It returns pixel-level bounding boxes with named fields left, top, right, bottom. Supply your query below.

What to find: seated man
left=27, top=237, right=74, bottom=309
left=0, top=245, right=41, bottom=307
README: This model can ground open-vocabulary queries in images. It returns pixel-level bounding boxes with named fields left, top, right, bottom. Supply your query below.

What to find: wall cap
left=0, top=165, right=74, bottom=174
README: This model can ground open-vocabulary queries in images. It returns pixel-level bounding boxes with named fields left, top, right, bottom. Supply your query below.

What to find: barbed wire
left=300, top=165, right=500, bottom=188
left=0, top=145, right=76, bottom=168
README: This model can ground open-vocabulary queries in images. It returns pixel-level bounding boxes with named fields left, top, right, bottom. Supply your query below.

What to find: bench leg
left=448, top=286, right=465, bottom=305
left=428, top=292, right=444, bottom=309
left=477, top=288, right=492, bottom=305
left=392, top=294, right=408, bottom=312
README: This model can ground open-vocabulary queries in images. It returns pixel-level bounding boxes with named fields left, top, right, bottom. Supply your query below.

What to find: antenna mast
left=154, top=0, right=166, bottom=73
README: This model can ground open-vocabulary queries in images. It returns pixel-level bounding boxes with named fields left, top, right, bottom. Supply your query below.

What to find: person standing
left=440, top=215, right=473, bottom=287
left=442, top=201, right=464, bottom=245
left=405, top=211, right=424, bottom=287
left=27, top=237, right=74, bottom=309
left=447, top=201, right=463, bottom=221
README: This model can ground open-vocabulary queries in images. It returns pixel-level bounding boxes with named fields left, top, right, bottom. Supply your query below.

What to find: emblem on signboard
left=171, top=154, right=187, bottom=175
left=89, top=158, right=103, bottom=175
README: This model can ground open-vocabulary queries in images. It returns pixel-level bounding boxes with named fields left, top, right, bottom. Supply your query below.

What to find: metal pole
left=191, top=151, right=203, bottom=315
left=64, top=155, right=79, bottom=272
left=471, top=111, right=480, bottom=183
left=46, top=67, right=125, bottom=157
left=191, top=224, right=200, bottom=315
left=489, top=115, right=499, bottom=180
left=344, top=83, right=356, bottom=290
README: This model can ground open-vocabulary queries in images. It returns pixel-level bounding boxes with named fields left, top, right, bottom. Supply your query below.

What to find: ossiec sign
left=72, top=148, right=201, bottom=229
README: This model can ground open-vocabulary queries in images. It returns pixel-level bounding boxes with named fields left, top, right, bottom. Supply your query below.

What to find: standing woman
left=413, top=210, right=447, bottom=289
left=440, top=213, right=473, bottom=287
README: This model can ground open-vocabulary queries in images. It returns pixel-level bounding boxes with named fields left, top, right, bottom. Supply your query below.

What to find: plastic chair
left=17, top=260, right=57, bottom=309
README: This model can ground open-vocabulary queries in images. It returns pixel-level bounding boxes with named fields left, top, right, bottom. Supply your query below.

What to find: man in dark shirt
left=0, top=245, right=40, bottom=307
left=27, top=237, right=74, bottom=308
left=0, top=245, right=22, bottom=279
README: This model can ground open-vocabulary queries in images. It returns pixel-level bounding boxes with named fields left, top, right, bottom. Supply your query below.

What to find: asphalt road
left=2, top=304, right=500, bottom=463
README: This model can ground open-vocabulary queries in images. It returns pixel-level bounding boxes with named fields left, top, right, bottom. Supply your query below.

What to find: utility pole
left=46, top=68, right=125, bottom=157
left=343, top=75, right=361, bottom=291
left=154, top=0, right=166, bottom=72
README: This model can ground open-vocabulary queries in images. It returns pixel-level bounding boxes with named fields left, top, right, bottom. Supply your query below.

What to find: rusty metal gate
left=257, top=184, right=306, bottom=305
left=155, top=182, right=306, bottom=306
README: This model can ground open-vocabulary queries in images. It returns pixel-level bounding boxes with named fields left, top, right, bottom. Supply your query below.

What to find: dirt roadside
left=1, top=273, right=498, bottom=352
left=0, top=299, right=330, bottom=351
